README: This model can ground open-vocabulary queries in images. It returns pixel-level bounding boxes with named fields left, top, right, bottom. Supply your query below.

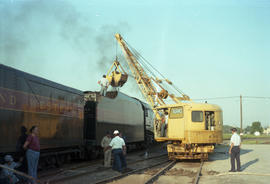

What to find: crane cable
left=132, top=46, right=186, bottom=97
left=127, top=44, right=184, bottom=96
left=122, top=38, right=187, bottom=96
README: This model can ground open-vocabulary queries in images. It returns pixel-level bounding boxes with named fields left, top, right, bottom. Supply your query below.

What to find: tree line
left=223, top=121, right=265, bottom=134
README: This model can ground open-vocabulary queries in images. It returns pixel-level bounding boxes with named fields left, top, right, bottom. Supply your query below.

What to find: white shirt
left=100, top=77, right=109, bottom=87
left=230, top=133, right=241, bottom=146
left=109, top=136, right=125, bottom=150
left=165, top=115, right=168, bottom=124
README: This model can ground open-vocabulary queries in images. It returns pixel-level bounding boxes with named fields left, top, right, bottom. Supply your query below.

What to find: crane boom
left=115, top=34, right=158, bottom=108
left=115, top=34, right=189, bottom=109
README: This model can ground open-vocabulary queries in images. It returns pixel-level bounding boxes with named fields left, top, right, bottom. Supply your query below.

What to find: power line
left=244, top=96, right=270, bottom=99
left=193, top=96, right=270, bottom=101
left=192, top=96, right=239, bottom=101
left=122, top=38, right=187, bottom=96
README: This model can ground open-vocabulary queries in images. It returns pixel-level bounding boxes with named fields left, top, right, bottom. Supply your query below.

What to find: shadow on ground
left=208, top=144, right=253, bottom=161
left=241, top=158, right=259, bottom=171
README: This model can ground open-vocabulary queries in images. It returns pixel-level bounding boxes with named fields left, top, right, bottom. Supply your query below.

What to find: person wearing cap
left=229, top=128, right=241, bottom=172
left=101, top=131, right=112, bottom=167
left=105, top=130, right=126, bottom=172
left=1, top=155, right=22, bottom=184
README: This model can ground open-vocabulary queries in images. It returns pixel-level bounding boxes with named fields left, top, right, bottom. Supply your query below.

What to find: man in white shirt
left=229, top=128, right=241, bottom=172
left=101, top=131, right=112, bottom=167
left=98, top=75, right=109, bottom=96
left=105, top=130, right=126, bottom=172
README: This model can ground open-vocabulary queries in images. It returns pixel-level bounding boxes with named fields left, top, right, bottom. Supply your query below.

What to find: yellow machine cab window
left=192, top=111, right=203, bottom=122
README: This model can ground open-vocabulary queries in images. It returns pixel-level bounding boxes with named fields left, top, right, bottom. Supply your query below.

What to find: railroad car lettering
left=10, top=95, right=16, bottom=105
left=47, top=102, right=51, bottom=111
left=39, top=101, right=46, bottom=110
left=59, top=101, right=66, bottom=113
left=52, top=103, right=58, bottom=112
left=67, top=104, right=72, bottom=112
left=0, top=93, right=5, bottom=104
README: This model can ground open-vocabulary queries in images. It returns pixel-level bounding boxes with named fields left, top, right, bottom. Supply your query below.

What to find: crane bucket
left=106, top=60, right=128, bottom=87
left=107, top=72, right=128, bottom=87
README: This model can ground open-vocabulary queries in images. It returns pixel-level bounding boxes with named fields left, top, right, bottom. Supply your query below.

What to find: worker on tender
left=98, top=75, right=109, bottom=96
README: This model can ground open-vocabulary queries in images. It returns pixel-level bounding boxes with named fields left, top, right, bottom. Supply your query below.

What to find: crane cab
left=155, top=103, right=223, bottom=160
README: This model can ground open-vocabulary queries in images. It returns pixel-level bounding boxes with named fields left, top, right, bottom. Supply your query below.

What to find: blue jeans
left=26, top=149, right=40, bottom=181
left=112, top=149, right=126, bottom=172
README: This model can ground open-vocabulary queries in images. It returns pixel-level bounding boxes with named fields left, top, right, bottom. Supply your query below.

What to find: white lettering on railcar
left=0, top=93, right=5, bottom=104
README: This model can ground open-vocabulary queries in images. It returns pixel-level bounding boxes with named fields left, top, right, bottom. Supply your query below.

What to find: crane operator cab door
left=167, top=106, right=185, bottom=139
left=205, top=111, right=215, bottom=131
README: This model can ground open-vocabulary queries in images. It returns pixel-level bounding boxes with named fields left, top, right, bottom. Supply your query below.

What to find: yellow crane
left=107, top=33, right=223, bottom=160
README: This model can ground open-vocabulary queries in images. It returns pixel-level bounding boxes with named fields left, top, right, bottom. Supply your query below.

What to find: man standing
left=101, top=131, right=112, bottom=167
left=105, top=130, right=126, bottom=172
left=16, top=126, right=28, bottom=173
left=23, top=125, right=40, bottom=183
left=98, top=75, right=109, bottom=96
left=229, top=128, right=241, bottom=172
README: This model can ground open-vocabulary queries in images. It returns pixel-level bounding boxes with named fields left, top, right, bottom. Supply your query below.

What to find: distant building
left=263, top=126, right=270, bottom=135
left=254, top=131, right=260, bottom=136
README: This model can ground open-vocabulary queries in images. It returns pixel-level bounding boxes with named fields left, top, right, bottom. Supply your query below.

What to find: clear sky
left=0, top=0, right=269, bottom=127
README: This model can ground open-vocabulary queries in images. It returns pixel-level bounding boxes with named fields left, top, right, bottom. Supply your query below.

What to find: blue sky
left=0, top=0, right=269, bottom=127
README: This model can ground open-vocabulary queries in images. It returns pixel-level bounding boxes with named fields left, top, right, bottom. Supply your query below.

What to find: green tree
left=250, top=121, right=264, bottom=134
left=244, top=126, right=252, bottom=134
left=223, top=125, right=240, bottom=134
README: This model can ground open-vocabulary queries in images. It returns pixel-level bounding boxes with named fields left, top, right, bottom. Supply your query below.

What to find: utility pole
left=240, top=95, right=243, bottom=133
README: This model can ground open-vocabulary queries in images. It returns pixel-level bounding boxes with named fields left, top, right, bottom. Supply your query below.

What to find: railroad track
left=193, top=161, right=204, bottom=184
left=42, top=153, right=168, bottom=184
left=93, top=158, right=171, bottom=184
left=144, top=160, right=177, bottom=184
left=94, top=159, right=205, bottom=184
left=143, top=160, right=204, bottom=184
left=1, top=158, right=205, bottom=184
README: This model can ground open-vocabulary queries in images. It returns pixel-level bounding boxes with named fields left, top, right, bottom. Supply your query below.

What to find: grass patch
left=223, top=133, right=270, bottom=140
left=242, top=139, right=270, bottom=144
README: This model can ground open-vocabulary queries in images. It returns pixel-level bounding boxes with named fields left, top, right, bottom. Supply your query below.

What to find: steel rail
left=46, top=153, right=168, bottom=183
left=193, top=161, right=204, bottom=184
left=144, top=160, right=177, bottom=184
left=93, top=159, right=170, bottom=184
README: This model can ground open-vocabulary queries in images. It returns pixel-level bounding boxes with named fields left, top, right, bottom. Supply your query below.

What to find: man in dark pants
left=16, top=126, right=28, bottom=173
left=105, top=130, right=126, bottom=172
left=229, top=128, right=241, bottom=172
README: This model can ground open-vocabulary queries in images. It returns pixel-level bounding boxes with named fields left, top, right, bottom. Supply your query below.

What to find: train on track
left=0, top=64, right=154, bottom=166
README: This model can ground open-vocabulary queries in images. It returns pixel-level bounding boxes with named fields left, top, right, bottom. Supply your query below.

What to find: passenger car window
left=169, top=107, right=183, bottom=119
left=192, top=111, right=203, bottom=122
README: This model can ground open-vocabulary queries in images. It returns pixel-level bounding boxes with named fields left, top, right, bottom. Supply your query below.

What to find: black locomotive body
left=0, top=64, right=153, bottom=162
left=0, top=64, right=84, bottom=156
